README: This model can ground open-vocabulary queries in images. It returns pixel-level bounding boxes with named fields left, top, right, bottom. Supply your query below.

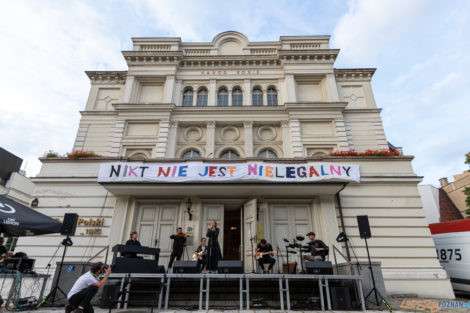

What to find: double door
left=135, top=203, right=178, bottom=266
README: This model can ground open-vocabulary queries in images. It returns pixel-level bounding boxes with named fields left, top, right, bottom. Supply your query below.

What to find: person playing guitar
left=193, top=237, right=208, bottom=272
left=256, top=239, right=276, bottom=273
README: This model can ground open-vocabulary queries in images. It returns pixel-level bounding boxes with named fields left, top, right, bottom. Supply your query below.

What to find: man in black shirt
left=302, top=232, right=329, bottom=269
left=168, top=227, right=188, bottom=270
left=256, top=239, right=276, bottom=273
left=123, top=231, right=141, bottom=258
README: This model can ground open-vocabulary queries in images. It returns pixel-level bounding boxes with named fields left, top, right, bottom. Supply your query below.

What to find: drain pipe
left=335, top=182, right=351, bottom=261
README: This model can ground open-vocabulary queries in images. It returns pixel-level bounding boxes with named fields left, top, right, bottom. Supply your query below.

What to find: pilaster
left=166, top=120, right=179, bottom=158
left=205, top=120, right=216, bottom=157
left=243, top=121, right=253, bottom=157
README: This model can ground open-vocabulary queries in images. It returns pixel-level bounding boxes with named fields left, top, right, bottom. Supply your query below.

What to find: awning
left=100, top=181, right=348, bottom=197
left=0, top=194, right=62, bottom=236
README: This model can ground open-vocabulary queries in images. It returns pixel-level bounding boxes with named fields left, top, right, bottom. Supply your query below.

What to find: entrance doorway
left=223, top=205, right=241, bottom=260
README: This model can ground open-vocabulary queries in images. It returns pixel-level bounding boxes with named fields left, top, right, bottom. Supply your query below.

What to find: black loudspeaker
left=61, top=213, right=79, bottom=236
left=173, top=260, right=199, bottom=273
left=305, top=261, right=333, bottom=275
left=357, top=215, right=371, bottom=239
left=330, top=286, right=352, bottom=310
left=217, top=260, right=243, bottom=273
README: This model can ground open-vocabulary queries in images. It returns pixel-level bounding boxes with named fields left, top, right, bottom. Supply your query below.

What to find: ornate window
left=258, top=149, right=278, bottom=158
left=220, top=149, right=240, bottom=159
left=267, top=87, right=278, bottom=106
left=252, top=87, right=263, bottom=106
left=232, top=88, right=243, bottom=106
left=182, top=149, right=202, bottom=158
left=197, top=88, right=208, bottom=106
left=217, top=88, right=228, bottom=106
left=182, top=88, right=193, bottom=106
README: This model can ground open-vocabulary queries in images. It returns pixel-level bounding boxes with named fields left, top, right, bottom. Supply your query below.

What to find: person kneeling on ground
left=66, top=262, right=111, bottom=313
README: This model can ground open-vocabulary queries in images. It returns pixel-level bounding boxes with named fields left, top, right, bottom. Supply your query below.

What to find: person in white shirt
left=66, top=262, right=111, bottom=313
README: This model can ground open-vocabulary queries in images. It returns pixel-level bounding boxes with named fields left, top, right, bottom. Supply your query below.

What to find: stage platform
left=106, top=273, right=366, bottom=311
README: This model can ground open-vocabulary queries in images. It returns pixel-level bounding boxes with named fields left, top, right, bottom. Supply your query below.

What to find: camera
left=103, top=264, right=115, bottom=271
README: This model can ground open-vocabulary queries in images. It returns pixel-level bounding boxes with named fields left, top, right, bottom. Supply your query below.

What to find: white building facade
left=19, top=32, right=453, bottom=298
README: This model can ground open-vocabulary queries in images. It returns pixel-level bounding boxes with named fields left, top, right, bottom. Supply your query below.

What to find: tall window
left=217, top=88, right=228, bottom=106
left=232, top=88, right=243, bottom=106
left=258, top=149, right=278, bottom=158
left=183, top=89, right=193, bottom=106
left=197, top=88, right=208, bottom=106
left=220, top=149, right=239, bottom=159
left=267, top=88, right=278, bottom=106
left=252, top=88, right=263, bottom=106
left=182, top=149, right=201, bottom=158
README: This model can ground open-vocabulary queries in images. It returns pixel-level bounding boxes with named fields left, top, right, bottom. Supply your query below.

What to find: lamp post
left=186, top=198, right=193, bottom=221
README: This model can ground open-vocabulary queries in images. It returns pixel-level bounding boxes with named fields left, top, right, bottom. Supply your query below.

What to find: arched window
left=217, top=88, right=228, bottom=106
left=220, top=149, right=240, bottom=159
left=267, top=87, right=278, bottom=106
left=182, top=149, right=202, bottom=158
left=232, top=88, right=243, bottom=106
left=197, top=88, right=208, bottom=106
left=182, top=88, right=194, bottom=106
left=252, top=88, right=263, bottom=106
left=258, top=149, right=278, bottom=158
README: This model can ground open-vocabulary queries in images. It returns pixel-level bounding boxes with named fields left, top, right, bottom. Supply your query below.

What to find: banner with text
left=98, top=162, right=360, bottom=183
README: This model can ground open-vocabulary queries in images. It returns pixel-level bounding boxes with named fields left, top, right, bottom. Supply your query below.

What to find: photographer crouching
left=66, top=262, right=111, bottom=313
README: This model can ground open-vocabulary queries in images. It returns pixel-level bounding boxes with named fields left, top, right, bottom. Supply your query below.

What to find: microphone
left=283, top=238, right=289, bottom=243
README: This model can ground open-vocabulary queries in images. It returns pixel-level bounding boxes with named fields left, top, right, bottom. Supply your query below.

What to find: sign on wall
left=98, top=162, right=360, bottom=183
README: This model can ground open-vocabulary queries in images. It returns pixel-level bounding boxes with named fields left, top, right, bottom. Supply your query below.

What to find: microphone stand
left=276, top=246, right=281, bottom=273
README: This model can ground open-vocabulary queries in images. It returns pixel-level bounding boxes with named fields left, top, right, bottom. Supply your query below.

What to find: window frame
left=219, top=149, right=240, bottom=159
left=232, top=87, right=243, bottom=106
left=267, top=87, right=278, bottom=106
left=197, top=88, right=208, bottom=106
left=217, top=88, right=229, bottom=106
left=182, top=88, right=194, bottom=107
left=252, top=87, right=263, bottom=106
left=182, top=149, right=202, bottom=159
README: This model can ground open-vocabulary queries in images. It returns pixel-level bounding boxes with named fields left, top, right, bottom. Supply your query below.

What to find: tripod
left=37, top=236, right=73, bottom=308
left=363, top=237, right=392, bottom=312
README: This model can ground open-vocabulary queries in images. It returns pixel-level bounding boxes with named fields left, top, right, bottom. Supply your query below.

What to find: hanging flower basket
left=329, top=149, right=400, bottom=157
left=67, top=150, right=101, bottom=159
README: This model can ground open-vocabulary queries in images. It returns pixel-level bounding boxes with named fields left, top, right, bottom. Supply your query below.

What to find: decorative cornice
left=112, top=103, right=175, bottom=112
left=85, top=71, right=127, bottom=84
left=334, top=68, right=376, bottom=81
left=122, top=51, right=183, bottom=66
left=284, top=102, right=348, bottom=111
left=205, top=120, right=216, bottom=128
left=243, top=120, right=253, bottom=128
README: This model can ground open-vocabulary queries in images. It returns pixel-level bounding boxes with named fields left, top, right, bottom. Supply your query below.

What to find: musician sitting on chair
left=194, top=237, right=208, bottom=272
left=0, top=237, right=13, bottom=260
left=123, top=231, right=141, bottom=258
left=302, top=231, right=329, bottom=268
left=256, top=239, right=276, bottom=273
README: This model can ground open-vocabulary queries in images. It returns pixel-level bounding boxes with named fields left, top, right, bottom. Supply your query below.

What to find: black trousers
left=168, top=250, right=183, bottom=269
left=258, top=256, right=276, bottom=271
left=197, top=258, right=207, bottom=272
left=68, top=285, right=98, bottom=313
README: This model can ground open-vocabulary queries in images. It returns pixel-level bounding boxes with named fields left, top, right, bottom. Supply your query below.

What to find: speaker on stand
left=356, top=215, right=391, bottom=312
left=37, top=213, right=79, bottom=308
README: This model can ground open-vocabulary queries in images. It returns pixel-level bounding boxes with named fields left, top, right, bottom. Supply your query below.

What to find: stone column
left=262, top=86, right=268, bottom=106
left=173, top=79, right=182, bottom=105
left=281, top=120, right=292, bottom=157
left=244, top=121, right=253, bottom=157
left=192, top=86, right=198, bottom=107
left=122, top=75, right=136, bottom=102
left=205, top=120, right=216, bottom=157
left=166, top=120, right=178, bottom=157
left=244, top=79, right=251, bottom=106
left=228, top=90, right=232, bottom=107
left=163, top=75, right=175, bottom=103
left=285, top=74, right=297, bottom=102
left=326, top=73, right=339, bottom=102
left=208, top=80, right=216, bottom=106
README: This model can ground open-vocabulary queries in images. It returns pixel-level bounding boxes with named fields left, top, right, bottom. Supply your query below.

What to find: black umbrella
left=0, top=194, right=62, bottom=236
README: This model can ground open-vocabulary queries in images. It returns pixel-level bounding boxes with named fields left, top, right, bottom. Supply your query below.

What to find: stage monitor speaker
left=173, top=260, right=199, bottom=273
left=61, top=213, right=79, bottom=236
left=305, top=261, right=333, bottom=275
left=357, top=215, right=371, bottom=239
left=282, top=262, right=298, bottom=274
left=331, top=286, right=352, bottom=310
left=217, top=260, right=243, bottom=274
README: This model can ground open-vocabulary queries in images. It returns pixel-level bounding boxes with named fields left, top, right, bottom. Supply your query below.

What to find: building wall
left=440, top=171, right=470, bottom=216
left=16, top=32, right=454, bottom=299
left=418, top=185, right=441, bottom=224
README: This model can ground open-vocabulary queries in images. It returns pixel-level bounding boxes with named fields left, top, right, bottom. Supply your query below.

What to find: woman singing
left=206, top=219, right=222, bottom=272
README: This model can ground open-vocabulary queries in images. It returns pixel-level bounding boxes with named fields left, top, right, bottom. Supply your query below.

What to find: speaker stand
left=37, top=236, right=72, bottom=308
left=363, top=237, right=392, bottom=312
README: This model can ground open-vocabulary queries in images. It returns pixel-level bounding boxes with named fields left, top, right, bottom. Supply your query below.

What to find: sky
left=0, top=0, right=469, bottom=186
